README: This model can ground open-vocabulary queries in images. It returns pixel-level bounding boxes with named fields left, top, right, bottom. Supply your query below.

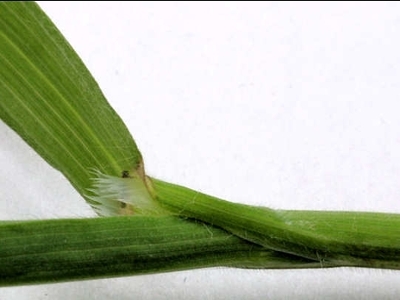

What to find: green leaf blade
left=0, top=2, right=142, bottom=203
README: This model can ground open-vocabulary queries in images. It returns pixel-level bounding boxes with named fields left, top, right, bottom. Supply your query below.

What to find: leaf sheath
left=151, top=178, right=400, bottom=269
left=0, top=216, right=329, bottom=286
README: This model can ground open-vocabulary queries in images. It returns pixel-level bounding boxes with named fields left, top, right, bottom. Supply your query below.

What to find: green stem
left=150, top=178, right=400, bottom=269
left=0, top=216, right=331, bottom=287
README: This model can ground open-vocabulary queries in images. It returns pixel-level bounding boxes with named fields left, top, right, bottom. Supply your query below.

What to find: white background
left=1, top=1, right=400, bottom=299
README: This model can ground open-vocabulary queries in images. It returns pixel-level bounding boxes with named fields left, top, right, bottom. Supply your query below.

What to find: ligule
left=86, top=170, right=170, bottom=216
